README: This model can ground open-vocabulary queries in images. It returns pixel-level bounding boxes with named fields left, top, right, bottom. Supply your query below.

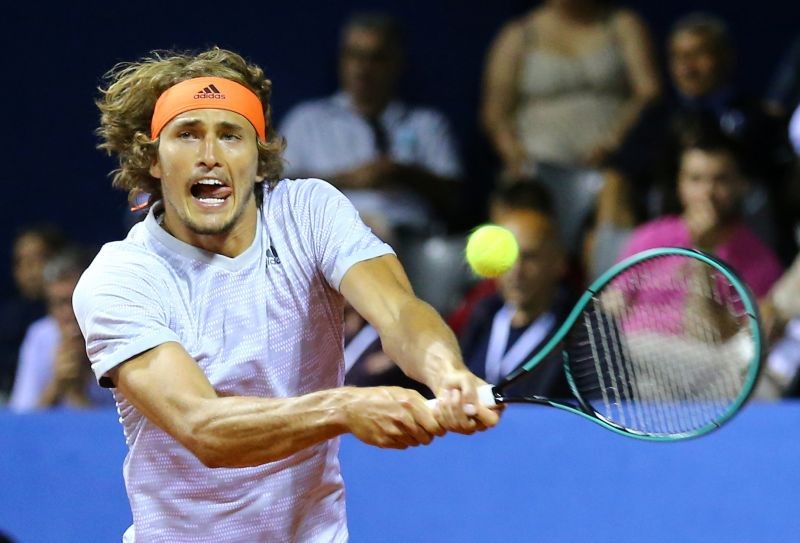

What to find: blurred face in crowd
left=669, top=29, right=729, bottom=98
left=678, top=148, right=746, bottom=224
left=339, top=26, right=401, bottom=111
left=46, top=272, right=82, bottom=336
left=498, top=210, right=566, bottom=316
left=13, top=233, right=50, bottom=300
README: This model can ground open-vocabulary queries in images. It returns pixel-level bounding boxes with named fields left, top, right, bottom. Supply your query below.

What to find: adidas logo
left=266, top=244, right=281, bottom=266
left=194, top=84, right=225, bottom=100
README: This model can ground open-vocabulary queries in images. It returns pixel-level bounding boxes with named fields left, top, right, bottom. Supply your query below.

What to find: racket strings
left=564, top=255, right=756, bottom=436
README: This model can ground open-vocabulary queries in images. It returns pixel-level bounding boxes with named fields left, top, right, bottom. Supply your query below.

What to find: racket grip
left=425, top=384, right=497, bottom=410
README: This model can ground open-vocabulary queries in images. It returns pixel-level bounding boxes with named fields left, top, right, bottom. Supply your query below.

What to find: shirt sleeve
left=413, top=110, right=463, bottom=180
left=72, top=248, right=181, bottom=387
left=298, top=179, right=395, bottom=290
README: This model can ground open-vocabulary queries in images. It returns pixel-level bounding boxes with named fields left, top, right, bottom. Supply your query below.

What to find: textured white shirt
left=73, top=178, right=393, bottom=542
left=279, top=92, right=462, bottom=228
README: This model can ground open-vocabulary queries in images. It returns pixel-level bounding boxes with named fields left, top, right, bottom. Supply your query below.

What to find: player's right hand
left=343, top=387, right=445, bottom=449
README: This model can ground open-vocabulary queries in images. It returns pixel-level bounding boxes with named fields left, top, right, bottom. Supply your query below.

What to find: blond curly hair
left=96, top=47, right=284, bottom=208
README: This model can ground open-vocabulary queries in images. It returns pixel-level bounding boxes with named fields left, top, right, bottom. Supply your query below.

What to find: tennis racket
left=437, top=247, right=763, bottom=441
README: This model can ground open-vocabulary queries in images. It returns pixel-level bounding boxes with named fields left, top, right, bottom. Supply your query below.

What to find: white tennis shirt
left=73, top=178, right=393, bottom=542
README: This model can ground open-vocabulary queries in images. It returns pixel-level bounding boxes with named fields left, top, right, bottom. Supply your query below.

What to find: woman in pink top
left=619, top=131, right=784, bottom=299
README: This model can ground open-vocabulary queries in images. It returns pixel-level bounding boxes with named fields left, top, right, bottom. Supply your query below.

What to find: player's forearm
left=184, top=389, right=353, bottom=468
left=377, top=297, right=466, bottom=391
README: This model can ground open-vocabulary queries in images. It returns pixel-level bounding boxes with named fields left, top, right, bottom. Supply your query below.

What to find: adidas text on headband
left=151, top=77, right=267, bottom=141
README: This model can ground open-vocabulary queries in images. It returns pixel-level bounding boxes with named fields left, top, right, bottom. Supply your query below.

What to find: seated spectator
left=758, top=118, right=800, bottom=397
left=615, top=12, right=795, bottom=260
left=9, top=247, right=114, bottom=411
left=480, top=0, right=660, bottom=252
left=448, top=179, right=556, bottom=336
left=459, top=208, right=575, bottom=397
left=618, top=130, right=783, bottom=301
left=762, top=266, right=800, bottom=397
left=0, top=225, right=67, bottom=402
left=279, top=12, right=463, bottom=244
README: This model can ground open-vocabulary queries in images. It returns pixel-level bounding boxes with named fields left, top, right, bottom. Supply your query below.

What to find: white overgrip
left=425, top=383, right=497, bottom=411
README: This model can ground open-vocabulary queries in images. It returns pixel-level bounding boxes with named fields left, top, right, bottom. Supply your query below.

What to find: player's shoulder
left=272, top=177, right=346, bottom=204
left=76, top=238, right=170, bottom=295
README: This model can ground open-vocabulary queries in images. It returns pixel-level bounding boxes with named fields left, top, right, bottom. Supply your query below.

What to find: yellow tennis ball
left=465, top=224, right=519, bottom=278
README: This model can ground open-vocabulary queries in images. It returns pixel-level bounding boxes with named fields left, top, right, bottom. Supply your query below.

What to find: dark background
left=4, top=0, right=799, bottom=290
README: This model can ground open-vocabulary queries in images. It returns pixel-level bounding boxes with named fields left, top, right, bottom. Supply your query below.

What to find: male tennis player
left=73, top=47, right=499, bottom=542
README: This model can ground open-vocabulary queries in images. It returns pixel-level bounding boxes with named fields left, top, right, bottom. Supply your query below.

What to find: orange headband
left=150, top=77, right=267, bottom=141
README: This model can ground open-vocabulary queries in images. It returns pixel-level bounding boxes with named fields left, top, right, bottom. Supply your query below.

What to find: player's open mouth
left=190, top=178, right=233, bottom=207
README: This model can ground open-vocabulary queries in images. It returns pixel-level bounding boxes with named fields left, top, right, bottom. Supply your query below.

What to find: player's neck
left=162, top=204, right=258, bottom=258
left=349, top=93, right=391, bottom=119
left=511, top=298, right=552, bottom=328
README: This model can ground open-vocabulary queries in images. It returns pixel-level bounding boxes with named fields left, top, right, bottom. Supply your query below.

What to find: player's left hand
left=431, top=369, right=501, bottom=435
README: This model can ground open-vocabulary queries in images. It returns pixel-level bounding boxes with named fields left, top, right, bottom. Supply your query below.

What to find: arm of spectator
left=37, top=331, right=91, bottom=408
left=480, top=19, right=530, bottom=178
left=588, top=10, right=661, bottom=166
left=762, top=254, right=800, bottom=338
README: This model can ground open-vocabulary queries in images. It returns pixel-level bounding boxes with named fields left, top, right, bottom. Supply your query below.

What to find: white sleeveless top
left=515, top=14, right=630, bottom=165
left=73, top=178, right=393, bottom=542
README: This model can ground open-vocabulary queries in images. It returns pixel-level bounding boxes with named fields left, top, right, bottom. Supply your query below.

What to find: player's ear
left=149, top=159, right=162, bottom=179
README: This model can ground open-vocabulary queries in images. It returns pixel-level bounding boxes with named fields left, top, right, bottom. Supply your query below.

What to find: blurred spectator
left=760, top=119, right=800, bottom=397
left=615, top=13, right=795, bottom=260
left=448, top=179, right=555, bottom=336
left=0, top=225, right=67, bottom=402
left=480, top=0, right=660, bottom=252
left=459, top=208, right=574, bottom=397
left=346, top=180, right=556, bottom=391
left=761, top=256, right=800, bottom=397
left=279, top=11, right=463, bottom=244
left=9, top=247, right=113, bottom=411
left=764, top=33, right=800, bottom=120
left=618, top=130, right=783, bottom=300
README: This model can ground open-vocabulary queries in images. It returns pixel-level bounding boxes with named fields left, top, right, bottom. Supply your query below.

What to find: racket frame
left=493, top=247, right=764, bottom=441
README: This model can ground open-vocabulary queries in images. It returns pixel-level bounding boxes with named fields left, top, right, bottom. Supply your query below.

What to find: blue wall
left=5, top=0, right=800, bottom=289
left=2, top=402, right=800, bottom=542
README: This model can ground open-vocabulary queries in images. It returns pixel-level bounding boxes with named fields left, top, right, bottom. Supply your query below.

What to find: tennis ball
left=465, top=224, right=519, bottom=278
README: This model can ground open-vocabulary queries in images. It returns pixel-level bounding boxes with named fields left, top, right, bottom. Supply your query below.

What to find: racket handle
left=425, top=384, right=497, bottom=410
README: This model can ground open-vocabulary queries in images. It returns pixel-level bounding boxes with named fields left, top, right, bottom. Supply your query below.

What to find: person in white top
left=74, top=47, right=499, bottom=543
left=279, top=12, right=463, bottom=242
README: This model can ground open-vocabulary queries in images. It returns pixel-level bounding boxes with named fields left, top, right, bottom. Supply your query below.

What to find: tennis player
left=73, top=47, right=499, bottom=542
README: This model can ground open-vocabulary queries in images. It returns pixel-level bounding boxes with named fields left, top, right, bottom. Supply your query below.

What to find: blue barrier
left=2, top=402, right=799, bottom=542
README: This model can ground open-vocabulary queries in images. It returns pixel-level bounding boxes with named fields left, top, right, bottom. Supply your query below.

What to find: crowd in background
left=3, top=0, right=800, bottom=412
